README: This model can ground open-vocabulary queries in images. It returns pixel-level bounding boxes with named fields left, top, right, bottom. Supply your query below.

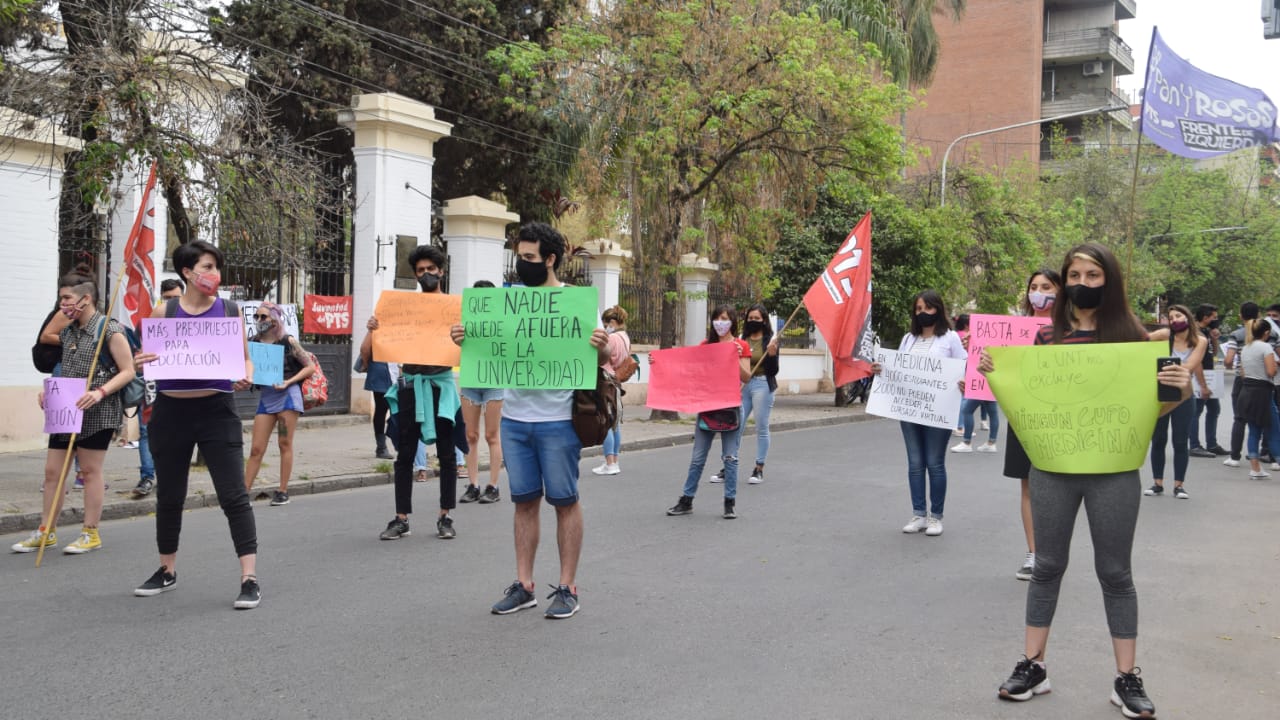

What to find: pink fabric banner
left=646, top=342, right=742, bottom=414
left=964, top=314, right=1050, bottom=401
left=141, top=317, right=246, bottom=381
left=43, top=377, right=86, bottom=434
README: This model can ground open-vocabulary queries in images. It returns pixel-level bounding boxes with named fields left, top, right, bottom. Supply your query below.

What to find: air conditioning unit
left=1082, top=61, right=1105, bottom=77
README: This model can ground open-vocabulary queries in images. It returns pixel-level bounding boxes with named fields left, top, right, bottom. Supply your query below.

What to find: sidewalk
left=0, top=393, right=872, bottom=535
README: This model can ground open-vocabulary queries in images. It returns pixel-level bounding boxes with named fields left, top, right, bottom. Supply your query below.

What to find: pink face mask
left=192, top=271, right=221, bottom=296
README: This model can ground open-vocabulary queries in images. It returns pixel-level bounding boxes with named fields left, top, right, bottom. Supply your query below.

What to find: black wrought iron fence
left=618, top=267, right=663, bottom=345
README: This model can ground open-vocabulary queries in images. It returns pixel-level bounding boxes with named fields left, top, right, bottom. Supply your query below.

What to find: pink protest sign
left=141, top=317, right=247, bottom=381
left=43, top=377, right=86, bottom=434
left=646, top=342, right=742, bottom=414
left=964, top=314, right=1050, bottom=401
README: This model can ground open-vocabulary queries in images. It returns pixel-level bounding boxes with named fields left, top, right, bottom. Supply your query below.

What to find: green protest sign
left=459, top=286, right=598, bottom=389
left=986, top=341, right=1167, bottom=474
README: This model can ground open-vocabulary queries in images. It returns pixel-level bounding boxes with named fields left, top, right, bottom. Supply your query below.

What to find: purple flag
left=1141, top=28, right=1277, bottom=159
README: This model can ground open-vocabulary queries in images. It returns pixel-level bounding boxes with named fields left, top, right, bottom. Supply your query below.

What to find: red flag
left=803, top=212, right=874, bottom=387
left=117, top=164, right=159, bottom=331
left=303, top=294, right=353, bottom=335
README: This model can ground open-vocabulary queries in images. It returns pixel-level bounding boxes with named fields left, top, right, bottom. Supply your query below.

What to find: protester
left=736, top=303, right=779, bottom=484
left=459, top=279, right=505, bottom=503
left=1187, top=303, right=1225, bottom=457
left=243, top=301, right=316, bottom=506
left=129, top=279, right=184, bottom=498
left=132, top=240, right=261, bottom=609
left=1004, top=268, right=1061, bottom=581
left=592, top=305, right=631, bottom=476
left=367, top=244, right=460, bottom=541
left=450, top=222, right=610, bottom=619
left=1235, top=316, right=1280, bottom=480
left=357, top=323, right=395, bottom=460
left=951, top=314, right=989, bottom=438
left=984, top=243, right=1190, bottom=718
left=11, top=273, right=136, bottom=555
left=1222, top=302, right=1273, bottom=467
left=666, top=305, right=752, bottom=520
left=1144, top=305, right=1205, bottom=500
left=872, top=290, right=965, bottom=537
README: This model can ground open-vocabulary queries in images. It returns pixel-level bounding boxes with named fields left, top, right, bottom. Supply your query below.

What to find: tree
left=493, top=0, right=909, bottom=348
left=815, top=0, right=966, bottom=87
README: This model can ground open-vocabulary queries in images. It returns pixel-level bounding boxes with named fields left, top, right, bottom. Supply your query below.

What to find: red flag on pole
left=117, top=163, right=159, bottom=331
left=802, top=212, right=875, bottom=387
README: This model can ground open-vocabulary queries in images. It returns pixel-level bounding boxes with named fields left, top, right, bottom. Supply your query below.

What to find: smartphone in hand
left=1157, top=356, right=1182, bottom=402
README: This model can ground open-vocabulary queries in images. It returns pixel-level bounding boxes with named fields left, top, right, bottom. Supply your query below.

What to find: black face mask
left=916, top=312, right=939, bottom=327
left=1066, top=283, right=1105, bottom=309
left=417, top=272, right=441, bottom=292
left=515, top=258, right=549, bottom=287
left=743, top=320, right=767, bottom=336
left=1208, top=319, right=1221, bottom=330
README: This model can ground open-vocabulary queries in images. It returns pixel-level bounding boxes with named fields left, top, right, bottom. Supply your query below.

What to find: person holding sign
left=952, top=314, right=999, bottom=455
left=450, top=222, right=610, bottom=619
left=590, top=305, right=631, bottom=477
left=665, top=305, right=752, bottom=520
left=1144, top=305, right=1205, bottom=500
left=368, top=244, right=461, bottom=542
left=983, top=243, right=1190, bottom=718
left=870, top=290, right=966, bottom=538
left=1187, top=304, right=1226, bottom=457
left=243, top=301, right=316, bottom=507
left=12, top=274, right=136, bottom=555
left=132, top=241, right=261, bottom=610
left=459, top=280, right=506, bottom=504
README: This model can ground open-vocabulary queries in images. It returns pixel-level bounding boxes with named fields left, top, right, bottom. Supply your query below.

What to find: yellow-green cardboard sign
left=986, top=341, right=1167, bottom=474
left=459, top=286, right=598, bottom=389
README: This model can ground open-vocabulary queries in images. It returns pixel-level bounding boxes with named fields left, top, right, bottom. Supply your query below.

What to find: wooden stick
left=749, top=303, right=805, bottom=376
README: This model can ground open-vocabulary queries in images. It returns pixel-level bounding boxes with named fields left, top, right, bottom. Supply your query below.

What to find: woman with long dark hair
left=243, top=301, right=316, bottom=506
left=985, top=243, right=1191, bottom=718
left=1144, top=304, right=1205, bottom=500
left=736, top=303, right=779, bottom=483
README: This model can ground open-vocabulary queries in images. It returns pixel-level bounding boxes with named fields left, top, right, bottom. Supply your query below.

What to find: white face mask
left=712, top=319, right=732, bottom=337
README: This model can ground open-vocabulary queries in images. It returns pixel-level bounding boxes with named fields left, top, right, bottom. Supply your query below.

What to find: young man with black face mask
left=363, top=244, right=460, bottom=541
left=450, top=222, right=611, bottom=619
left=1188, top=304, right=1226, bottom=457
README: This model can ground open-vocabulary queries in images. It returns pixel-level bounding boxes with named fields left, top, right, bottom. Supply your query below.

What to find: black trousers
left=150, top=393, right=258, bottom=557
left=393, top=383, right=456, bottom=515
left=372, top=391, right=391, bottom=448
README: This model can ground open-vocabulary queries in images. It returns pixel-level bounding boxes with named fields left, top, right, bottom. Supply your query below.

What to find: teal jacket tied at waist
left=385, top=369, right=459, bottom=445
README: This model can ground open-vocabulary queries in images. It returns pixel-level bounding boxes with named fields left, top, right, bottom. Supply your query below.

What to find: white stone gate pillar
left=442, top=196, right=518, bottom=291
left=680, top=253, right=718, bottom=347
left=584, top=239, right=629, bottom=313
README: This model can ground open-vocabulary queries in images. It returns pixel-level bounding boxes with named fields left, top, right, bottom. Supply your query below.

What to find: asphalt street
left=2, top=419, right=1276, bottom=719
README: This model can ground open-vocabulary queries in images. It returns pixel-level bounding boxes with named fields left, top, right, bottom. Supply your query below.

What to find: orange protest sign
left=372, top=291, right=462, bottom=366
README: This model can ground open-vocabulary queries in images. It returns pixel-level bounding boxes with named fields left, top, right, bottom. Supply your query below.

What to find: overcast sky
left=1117, top=0, right=1280, bottom=106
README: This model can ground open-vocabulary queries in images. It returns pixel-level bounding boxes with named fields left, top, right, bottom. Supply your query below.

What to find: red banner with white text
left=303, top=294, right=353, bottom=335
left=802, top=212, right=874, bottom=387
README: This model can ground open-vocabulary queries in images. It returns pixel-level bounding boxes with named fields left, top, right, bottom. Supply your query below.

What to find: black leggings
left=372, top=392, right=390, bottom=442
left=393, top=383, right=456, bottom=515
left=150, top=394, right=258, bottom=557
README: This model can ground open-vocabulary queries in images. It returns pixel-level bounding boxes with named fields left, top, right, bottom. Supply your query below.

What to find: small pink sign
left=43, top=377, right=86, bottom=434
left=646, top=343, right=743, bottom=414
left=964, top=314, right=1050, bottom=401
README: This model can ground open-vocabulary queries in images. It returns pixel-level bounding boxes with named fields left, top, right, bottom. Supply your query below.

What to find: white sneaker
left=925, top=517, right=944, bottom=536
left=1249, top=470, right=1270, bottom=479
left=902, top=516, right=929, bottom=533
left=951, top=442, right=973, bottom=453
left=708, top=469, right=723, bottom=484
left=953, top=428, right=965, bottom=437
left=1015, top=553, right=1034, bottom=581
left=1223, top=458, right=1241, bottom=467
left=591, top=463, right=609, bottom=474
left=1268, top=462, right=1279, bottom=471
left=980, top=420, right=990, bottom=431
left=975, top=442, right=998, bottom=453
left=591, top=463, right=620, bottom=476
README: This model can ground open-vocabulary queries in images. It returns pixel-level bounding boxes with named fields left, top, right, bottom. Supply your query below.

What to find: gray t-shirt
left=1240, top=340, right=1274, bottom=381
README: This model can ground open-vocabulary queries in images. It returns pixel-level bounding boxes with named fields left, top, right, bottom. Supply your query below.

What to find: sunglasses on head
left=253, top=314, right=270, bottom=321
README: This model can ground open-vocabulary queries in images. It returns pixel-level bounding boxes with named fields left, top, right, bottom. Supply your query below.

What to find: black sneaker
left=131, top=477, right=155, bottom=498
left=134, top=566, right=177, bottom=596
left=708, top=468, right=724, bottom=484
left=478, top=485, right=501, bottom=504
left=491, top=581, right=537, bottom=615
left=437, top=515, right=456, bottom=539
left=375, top=447, right=394, bottom=460
left=544, top=584, right=579, bottom=619
left=1110, top=668, right=1156, bottom=718
left=666, top=496, right=693, bottom=516
left=270, top=491, right=290, bottom=506
left=998, top=656, right=1051, bottom=701
left=1143, top=484, right=1163, bottom=496
left=1173, top=486, right=1189, bottom=500
left=459, top=485, right=481, bottom=503
left=723, top=498, right=737, bottom=519
left=748, top=466, right=764, bottom=484
left=379, top=517, right=410, bottom=540
left=234, top=577, right=261, bottom=610
left=1188, top=447, right=1215, bottom=458
left=1207, top=445, right=1229, bottom=456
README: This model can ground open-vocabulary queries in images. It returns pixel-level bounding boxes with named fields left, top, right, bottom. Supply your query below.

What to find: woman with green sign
left=983, top=243, right=1191, bottom=720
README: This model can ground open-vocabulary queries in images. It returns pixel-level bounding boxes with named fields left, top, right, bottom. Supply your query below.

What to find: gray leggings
left=1026, top=468, right=1140, bottom=639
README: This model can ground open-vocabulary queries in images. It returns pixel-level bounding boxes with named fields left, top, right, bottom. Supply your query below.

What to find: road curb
left=1, top=411, right=876, bottom=534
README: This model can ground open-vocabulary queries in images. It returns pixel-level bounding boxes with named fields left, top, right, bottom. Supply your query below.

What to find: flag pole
left=749, top=302, right=806, bottom=376
left=1126, top=26, right=1158, bottom=278
left=35, top=162, right=156, bottom=567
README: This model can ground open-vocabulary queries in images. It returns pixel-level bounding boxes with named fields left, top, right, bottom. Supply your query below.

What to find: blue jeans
left=960, top=398, right=999, bottom=443
left=1150, top=397, right=1193, bottom=481
left=414, top=441, right=427, bottom=471
left=1189, top=397, right=1221, bottom=449
left=602, top=426, right=621, bottom=457
left=683, top=425, right=741, bottom=500
left=900, top=421, right=950, bottom=518
left=138, top=419, right=155, bottom=479
left=500, top=419, right=582, bottom=506
left=1246, top=398, right=1280, bottom=459
left=737, top=376, right=774, bottom=466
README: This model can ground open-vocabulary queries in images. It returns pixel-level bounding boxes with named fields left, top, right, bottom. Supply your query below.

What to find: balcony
left=1041, top=88, right=1133, bottom=130
left=1046, top=0, right=1136, bottom=20
left=1043, top=27, right=1135, bottom=75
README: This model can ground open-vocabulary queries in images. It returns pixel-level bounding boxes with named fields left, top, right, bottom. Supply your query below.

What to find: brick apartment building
left=906, top=0, right=1136, bottom=179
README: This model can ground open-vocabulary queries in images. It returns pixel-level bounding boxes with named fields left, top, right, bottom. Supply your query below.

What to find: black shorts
left=1002, top=428, right=1032, bottom=479
left=49, top=428, right=114, bottom=451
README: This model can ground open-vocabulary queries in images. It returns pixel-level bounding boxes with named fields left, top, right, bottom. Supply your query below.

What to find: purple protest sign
left=1141, top=27, right=1278, bottom=159
left=141, top=317, right=246, bottom=381
left=43, top=377, right=86, bottom=434
left=963, top=314, right=1050, bottom=401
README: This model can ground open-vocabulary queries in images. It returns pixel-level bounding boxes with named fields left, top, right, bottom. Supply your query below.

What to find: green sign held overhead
left=459, top=286, right=598, bottom=389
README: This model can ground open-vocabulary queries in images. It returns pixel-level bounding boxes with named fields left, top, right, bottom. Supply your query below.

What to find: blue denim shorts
left=500, top=418, right=581, bottom=506
left=461, top=387, right=505, bottom=406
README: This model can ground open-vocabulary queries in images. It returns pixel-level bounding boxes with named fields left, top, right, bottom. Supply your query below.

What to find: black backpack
left=31, top=309, right=61, bottom=374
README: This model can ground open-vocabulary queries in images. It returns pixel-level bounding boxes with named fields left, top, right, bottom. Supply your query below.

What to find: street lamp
left=939, top=105, right=1130, bottom=206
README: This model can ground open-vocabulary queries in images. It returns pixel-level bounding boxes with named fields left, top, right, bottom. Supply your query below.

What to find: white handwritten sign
left=240, top=302, right=300, bottom=338
left=867, top=348, right=966, bottom=429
